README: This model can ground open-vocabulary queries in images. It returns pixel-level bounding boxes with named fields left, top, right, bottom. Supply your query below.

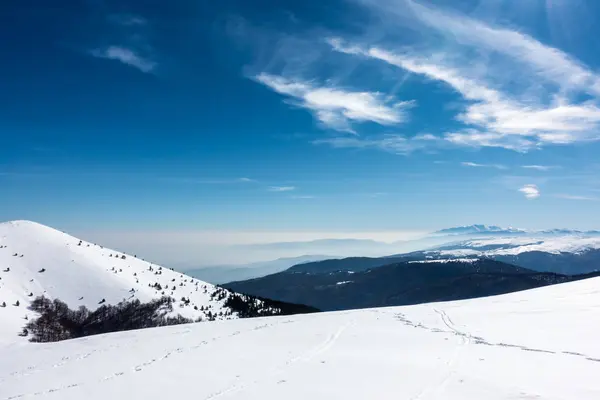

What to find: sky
left=2, top=0, right=600, bottom=245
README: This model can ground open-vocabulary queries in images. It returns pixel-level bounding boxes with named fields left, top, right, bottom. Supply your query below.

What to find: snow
left=408, top=258, right=478, bottom=264
left=1, top=276, right=600, bottom=399
left=0, top=221, right=243, bottom=344
left=431, top=235, right=600, bottom=257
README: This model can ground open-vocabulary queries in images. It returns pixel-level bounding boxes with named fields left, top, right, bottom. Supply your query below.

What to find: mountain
left=0, top=221, right=316, bottom=343
left=186, top=255, right=334, bottom=284
left=432, top=225, right=527, bottom=236
left=286, top=255, right=412, bottom=274
left=423, top=235, right=600, bottom=274
left=225, top=258, right=598, bottom=311
left=2, top=274, right=599, bottom=399
left=274, top=233, right=600, bottom=278
left=431, top=224, right=600, bottom=237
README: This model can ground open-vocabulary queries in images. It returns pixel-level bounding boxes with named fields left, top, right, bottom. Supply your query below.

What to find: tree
left=25, top=296, right=193, bottom=342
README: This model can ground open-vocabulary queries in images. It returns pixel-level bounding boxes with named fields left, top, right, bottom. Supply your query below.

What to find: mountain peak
left=0, top=220, right=291, bottom=343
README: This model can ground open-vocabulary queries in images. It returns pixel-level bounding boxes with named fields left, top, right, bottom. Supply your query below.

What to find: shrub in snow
left=24, top=296, right=193, bottom=343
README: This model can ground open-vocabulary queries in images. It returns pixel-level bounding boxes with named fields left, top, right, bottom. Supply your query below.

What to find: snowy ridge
left=408, top=258, right=478, bottom=264
left=431, top=224, right=600, bottom=237
left=431, top=224, right=527, bottom=236
left=0, top=221, right=255, bottom=343
left=430, top=235, right=600, bottom=257
left=1, top=274, right=600, bottom=399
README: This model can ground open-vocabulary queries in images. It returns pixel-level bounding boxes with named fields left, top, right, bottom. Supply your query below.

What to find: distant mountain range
left=432, top=225, right=527, bottom=236
left=431, top=224, right=600, bottom=237
left=186, top=255, right=334, bottom=284
left=225, top=258, right=600, bottom=311
left=225, top=231, right=600, bottom=311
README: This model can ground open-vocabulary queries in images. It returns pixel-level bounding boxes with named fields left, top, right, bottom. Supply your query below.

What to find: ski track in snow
left=395, top=309, right=600, bottom=365
left=3, top=221, right=600, bottom=399
left=203, top=319, right=355, bottom=399
left=1, top=318, right=300, bottom=400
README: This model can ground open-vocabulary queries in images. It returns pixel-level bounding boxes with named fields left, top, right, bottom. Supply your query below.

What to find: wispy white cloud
left=554, top=194, right=599, bottom=201
left=159, top=177, right=257, bottom=185
left=367, top=192, right=387, bottom=198
left=91, top=46, right=155, bottom=73
left=518, top=184, right=540, bottom=199
left=268, top=186, right=296, bottom=192
left=109, top=14, right=148, bottom=26
left=521, top=165, right=558, bottom=171
left=290, top=195, right=316, bottom=199
left=330, top=38, right=600, bottom=151
left=314, top=133, right=436, bottom=155
left=461, top=162, right=507, bottom=170
left=398, top=0, right=600, bottom=95
left=254, top=73, right=413, bottom=132
left=327, top=0, right=600, bottom=151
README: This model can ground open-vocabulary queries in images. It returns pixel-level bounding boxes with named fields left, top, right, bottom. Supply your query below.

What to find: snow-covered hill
left=1, top=274, right=599, bottom=399
left=0, top=221, right=264, bottom=343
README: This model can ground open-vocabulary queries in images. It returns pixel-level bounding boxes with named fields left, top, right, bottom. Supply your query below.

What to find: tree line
left=23, top=296, right=192, bottom=342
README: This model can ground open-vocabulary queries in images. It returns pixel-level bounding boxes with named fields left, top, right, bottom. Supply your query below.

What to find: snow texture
left=0, top=221, right=244, bottom=344
left=1, top=276, right=600, bottom=399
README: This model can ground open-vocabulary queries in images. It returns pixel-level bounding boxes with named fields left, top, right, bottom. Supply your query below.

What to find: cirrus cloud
left=254, top=73, right=414, bottom=133
left=91, top=46, right=156, bottom=73
left=268, top=186, right=296, bottom=192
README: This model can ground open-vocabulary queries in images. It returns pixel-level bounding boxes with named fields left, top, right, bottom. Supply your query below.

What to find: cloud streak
left=268, top=186, right=296, bottom=192
left=521, top=165, right=558, bottom=171
left=109, top=14, right=148, bottom=26
left=554, top=194, right=599, bottom=201
left=313, top=134, right=434, bottom=155
left=461, top=162, right=507, bottom=170
left=91, top=46, right=155, bottom=73
left=254, top=73, right=413, bottom=132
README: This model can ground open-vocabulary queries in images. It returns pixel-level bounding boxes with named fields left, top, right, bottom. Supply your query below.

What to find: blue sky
left=2, top=0, right=600, bottom=234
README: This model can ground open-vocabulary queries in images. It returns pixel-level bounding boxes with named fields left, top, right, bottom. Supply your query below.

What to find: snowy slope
left=1, top=276, right=600, bottom=399
left=0, top=221, right=249, bottom=343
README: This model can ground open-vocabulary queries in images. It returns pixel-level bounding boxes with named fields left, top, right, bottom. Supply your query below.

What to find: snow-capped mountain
left=0, top=221, right=295, bottom=343
left=2, top=273, right=599, bottom=399
left=431, top=224, right=600, bottom=237
left=428, top=235, right=600, bottom=257
left=431, top=224, right=527, bottom=236
left=421, top=235, right=600, bottom=275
